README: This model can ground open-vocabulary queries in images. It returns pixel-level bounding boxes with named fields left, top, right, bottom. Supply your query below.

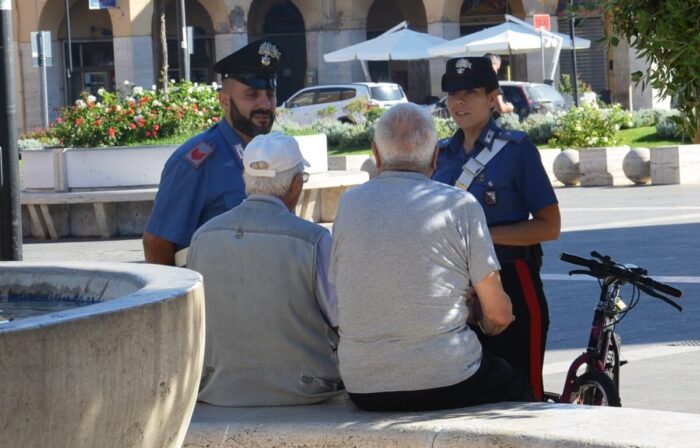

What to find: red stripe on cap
left=514, top=259, right=544, bottom=400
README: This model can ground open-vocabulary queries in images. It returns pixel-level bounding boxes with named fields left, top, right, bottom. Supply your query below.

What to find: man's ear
left=371, top=142, right=382, bottom=171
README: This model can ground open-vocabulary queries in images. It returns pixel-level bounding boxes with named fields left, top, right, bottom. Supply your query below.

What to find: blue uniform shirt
left=146, top=119, right=247, bottom=249
left=432, top=120, right=557, bottom=226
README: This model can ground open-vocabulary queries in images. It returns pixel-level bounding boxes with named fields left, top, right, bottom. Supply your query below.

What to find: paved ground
left=19, top=184, right=700, bottom=414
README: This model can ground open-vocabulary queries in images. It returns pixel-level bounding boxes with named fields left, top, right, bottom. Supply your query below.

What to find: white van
left=278, top=82, right=408, bottom=126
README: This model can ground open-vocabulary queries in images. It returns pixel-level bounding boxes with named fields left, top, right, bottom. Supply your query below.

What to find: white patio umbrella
left=428, top=22, right=560, bottom=58
left=324, top=22, right=447, bottom=80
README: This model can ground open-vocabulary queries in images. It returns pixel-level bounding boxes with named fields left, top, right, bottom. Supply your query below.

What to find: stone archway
left=366, top=0, right=431, bottom=103
left=248, top=0, right=307, bottom=103
left=459, top=0, right=527, bottom=81
left=38, top=0, right=114, bottom=108
left=164, top=0, right=216, bottom=83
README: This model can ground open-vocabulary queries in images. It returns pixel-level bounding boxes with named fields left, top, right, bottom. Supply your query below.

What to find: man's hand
left=143, top=232, right=176, bottom=265
left=466, top=287, right=482, bottom=325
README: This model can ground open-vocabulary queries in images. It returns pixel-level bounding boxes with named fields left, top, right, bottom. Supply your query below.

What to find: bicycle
left=548, top=251, right=683, bottom=407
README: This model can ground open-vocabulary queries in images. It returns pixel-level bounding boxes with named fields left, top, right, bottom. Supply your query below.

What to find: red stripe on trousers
left=514, top=259, right=544, bottom=400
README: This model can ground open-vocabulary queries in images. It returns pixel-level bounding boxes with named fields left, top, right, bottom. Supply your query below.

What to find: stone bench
left=21, top=171, right=369, bottom=240
left=184, top=400, right=700, bottom=448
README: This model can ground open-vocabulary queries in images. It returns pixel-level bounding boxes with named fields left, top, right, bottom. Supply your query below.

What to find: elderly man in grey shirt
left=330, top=103, right=533, bottom=411
left=188, top=132, right=344, bottom=406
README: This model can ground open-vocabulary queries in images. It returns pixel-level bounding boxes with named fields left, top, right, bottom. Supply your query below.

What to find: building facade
left=10, top=0, right=667, bottom=132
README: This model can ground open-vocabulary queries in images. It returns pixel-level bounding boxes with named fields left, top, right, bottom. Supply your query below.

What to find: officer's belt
left=455, top=138, right=509, bottom=191
left=494, top=243, right=543, bottom=265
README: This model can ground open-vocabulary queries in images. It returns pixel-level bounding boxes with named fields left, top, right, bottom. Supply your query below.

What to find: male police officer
left=143, top=40, right=284, bottom=265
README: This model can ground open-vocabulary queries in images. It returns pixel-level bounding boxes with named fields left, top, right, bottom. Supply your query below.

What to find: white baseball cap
left=243, top=131, right=310, bottom=177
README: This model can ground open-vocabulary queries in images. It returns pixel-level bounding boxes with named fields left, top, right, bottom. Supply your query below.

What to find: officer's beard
left=229, top=100, right=275, bottom=138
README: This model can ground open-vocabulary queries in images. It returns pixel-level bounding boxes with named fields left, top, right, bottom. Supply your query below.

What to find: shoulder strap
left=455, top=138, right=509, bottom=191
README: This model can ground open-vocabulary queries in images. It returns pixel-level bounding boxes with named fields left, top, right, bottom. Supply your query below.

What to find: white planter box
left=21, top=134, right=329, bottom=191
left=650, top=144, right=700, bottom=185
left=579, top=146, right=633, bottom=187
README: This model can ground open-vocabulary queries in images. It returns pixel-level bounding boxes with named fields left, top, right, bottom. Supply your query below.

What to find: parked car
left=278, top=82, right=408, bottom=126
left=499, top=81, right=567, bottom=119
left=431, top=81, right=568, bottom=120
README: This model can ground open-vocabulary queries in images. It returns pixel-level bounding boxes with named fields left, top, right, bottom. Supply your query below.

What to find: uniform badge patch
left=234, top=144, right=244, bottom=160
left=184, top=142, right=214, bottom=168
left=484, top=190, right=498, bottom=206
left=456, top=58, right=472, bottom=74
left=258, top=41, right=281, bottom=66
left=484, top=129, right=495, bottom=145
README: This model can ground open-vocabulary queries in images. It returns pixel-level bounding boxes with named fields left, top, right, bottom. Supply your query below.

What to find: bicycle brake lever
left=568, top=269, right=594, bottom=277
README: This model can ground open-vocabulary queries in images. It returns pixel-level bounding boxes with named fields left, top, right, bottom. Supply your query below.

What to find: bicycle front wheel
left=570, top=371, right=621, bottom=407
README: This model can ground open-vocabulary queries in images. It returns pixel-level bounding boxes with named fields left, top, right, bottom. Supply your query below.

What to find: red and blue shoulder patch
left=183, top=142, right=214, bottom=168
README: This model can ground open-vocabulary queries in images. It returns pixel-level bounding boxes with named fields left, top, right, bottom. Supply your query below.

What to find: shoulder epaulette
left=182, top=142, right=215, bottom=169
left=497, top=129, right=528, bottom=144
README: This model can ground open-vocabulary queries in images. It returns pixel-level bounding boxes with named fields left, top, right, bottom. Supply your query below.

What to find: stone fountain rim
left=0, top=261, right=202, bottom=334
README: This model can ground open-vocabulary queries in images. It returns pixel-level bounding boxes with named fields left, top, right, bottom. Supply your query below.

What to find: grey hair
left=244, top=162, right=304, bottom=197
left=373, top=102, right=437, bottom=172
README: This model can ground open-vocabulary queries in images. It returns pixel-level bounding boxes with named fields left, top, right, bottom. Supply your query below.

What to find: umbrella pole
left=360, top=59, right=371, bottom=82
left=540, top=30, right=546, bottom=83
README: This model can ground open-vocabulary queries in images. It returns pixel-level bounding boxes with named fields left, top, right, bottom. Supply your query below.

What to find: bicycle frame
left=560, top=277, right=620, bottom=402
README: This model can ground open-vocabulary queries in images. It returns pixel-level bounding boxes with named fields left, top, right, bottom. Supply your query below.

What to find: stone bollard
left=623, top=147, right=651, bottom=184
left=553, top=149, right=580, bottom=186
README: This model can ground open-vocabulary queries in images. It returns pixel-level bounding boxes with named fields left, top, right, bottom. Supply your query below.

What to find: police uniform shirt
left=146, top=118, right=247, bottom=249
left=432, top=120, right=558, bottom=226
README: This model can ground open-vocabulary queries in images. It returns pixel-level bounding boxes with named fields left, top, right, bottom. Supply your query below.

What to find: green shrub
left=558, top=73, right=593, bottom=96
left=496, top=112, right=523, bottom=131
left=434, top=117, right=458, bottom=140
left=549, top=103, right=621, bottom=149
left=655, top=110, right=690, bottom=140
left=342, top=98, right=370, bottom=125
left=316, top=105, right=336, bottom=120
left=365, top=106, right=386, bottom=124
left=631, top=109, right=659, bottom=127
left=604, top=104, right=634, bottom=129
left=48, top=80, right=222, bottom=147
left=522, top=113, right=557, bottom=145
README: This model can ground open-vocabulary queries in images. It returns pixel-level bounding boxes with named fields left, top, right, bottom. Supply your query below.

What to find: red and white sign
left=533, top=14, right=551, bottom=32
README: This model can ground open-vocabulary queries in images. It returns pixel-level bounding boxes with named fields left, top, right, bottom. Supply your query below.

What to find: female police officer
left=432, top=57, right=561, bottom=400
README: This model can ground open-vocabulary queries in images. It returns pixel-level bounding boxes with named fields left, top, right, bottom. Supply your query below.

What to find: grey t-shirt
left=330, top=171, right=500, bottom=393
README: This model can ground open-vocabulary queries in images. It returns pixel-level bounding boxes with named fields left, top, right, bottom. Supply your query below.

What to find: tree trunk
left=152, top=0, right=168, bottom=91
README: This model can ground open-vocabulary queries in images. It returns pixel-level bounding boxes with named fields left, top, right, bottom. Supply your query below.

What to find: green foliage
left=655, top=110, right=691, bottom=141
left=603, top=104, right=634, bottom=129
left=631, top=109, right=661, bottom=128
left=434, top=117, right=458, bottom=140
left=558, top=73, right=593, bottom=96
left=496, top=113, right=523, bottom=131
left=549, top=104, right=621, bottom=149
left=365, top=106, right=386, bottom=124
left=599, top=0, right=700, bottom=141
left=316, top=105, right=336, bottom=120
left=522, top=113, right=557, bottom=145
left=48, top=80, right=223, bottom=147
left=342, top=98, right=370, bottom=125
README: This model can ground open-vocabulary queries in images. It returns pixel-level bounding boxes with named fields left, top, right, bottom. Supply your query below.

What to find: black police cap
left=213, top=39, right=285, bottom=90
left=441, top=56, right=499, bottom=93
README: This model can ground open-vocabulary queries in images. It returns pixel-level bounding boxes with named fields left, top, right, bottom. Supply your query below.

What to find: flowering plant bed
left=48, top=81, right=222, bottom=148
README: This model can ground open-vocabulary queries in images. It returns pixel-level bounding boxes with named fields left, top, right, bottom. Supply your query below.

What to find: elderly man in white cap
left=188, top=131, right=344, bottom=406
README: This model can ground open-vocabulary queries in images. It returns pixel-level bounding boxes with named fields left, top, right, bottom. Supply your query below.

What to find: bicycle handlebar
left=560, top=252, right=683, bottom=308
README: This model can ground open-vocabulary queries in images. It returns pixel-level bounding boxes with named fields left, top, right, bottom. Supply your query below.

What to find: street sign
left=89, top=0, right=116, bottom=10
left=533, top=14, right=551, bottom=32
left=30, top=31, right=52, bottom=67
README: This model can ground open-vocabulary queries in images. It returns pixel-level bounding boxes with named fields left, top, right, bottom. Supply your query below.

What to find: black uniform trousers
left=474, top=256, right=550, bottom=401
